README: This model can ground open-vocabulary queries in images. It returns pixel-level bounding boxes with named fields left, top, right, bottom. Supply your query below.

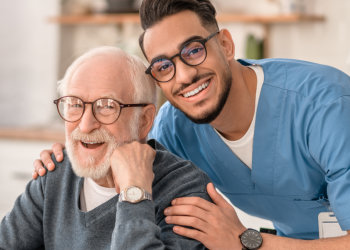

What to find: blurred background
left=0, top=0, right=349, bottom=228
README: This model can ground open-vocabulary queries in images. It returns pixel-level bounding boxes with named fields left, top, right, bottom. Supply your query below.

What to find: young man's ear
left=138, top=104, right=156, bottom=140
left=218, top=29, right=235, bottom=60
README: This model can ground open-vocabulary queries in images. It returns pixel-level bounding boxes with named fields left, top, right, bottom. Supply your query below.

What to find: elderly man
left=0, top=46, right=211, bottom=249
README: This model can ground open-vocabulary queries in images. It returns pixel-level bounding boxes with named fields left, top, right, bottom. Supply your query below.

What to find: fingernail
left=39, top=168, right=45, bottom=176
left=164, top=208, right=169, bottom=215
left=47, top=163, right=53, bottom=170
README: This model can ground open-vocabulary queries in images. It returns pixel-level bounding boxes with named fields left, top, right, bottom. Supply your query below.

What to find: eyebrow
left=149, top=35, right=204, bottom=64
left=178, top=35, right=203, bottom=50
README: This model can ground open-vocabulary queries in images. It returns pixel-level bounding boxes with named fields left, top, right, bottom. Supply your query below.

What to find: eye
left=153, top=59, right=174, bottom=73
left=70, top=103, right=83, bottom=108
left=103, top=104, right=115, bottom=109
left=181, top=42, right=205, bottom=61
left=188, top=47, right=203, bottom=56
left=65, top=99, right=83, bottom=109
left=95, top=99, right=118, bottom=116
left=61, top=99, right=83, bottom=118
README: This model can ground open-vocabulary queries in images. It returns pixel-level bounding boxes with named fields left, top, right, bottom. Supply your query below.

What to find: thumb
left=207, top=183, right=232, bottom=208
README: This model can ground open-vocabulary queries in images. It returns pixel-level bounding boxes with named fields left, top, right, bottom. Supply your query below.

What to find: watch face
left=126, top=186, right=143, bottom=202
left=240, top=229, right=263, bottom=249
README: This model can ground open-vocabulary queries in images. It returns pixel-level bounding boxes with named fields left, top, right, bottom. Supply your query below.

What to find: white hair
left=58, top=46, right=157, bottom=105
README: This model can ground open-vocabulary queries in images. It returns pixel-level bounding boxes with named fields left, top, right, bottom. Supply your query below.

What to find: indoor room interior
left=1, top=0, right=349, bottom=231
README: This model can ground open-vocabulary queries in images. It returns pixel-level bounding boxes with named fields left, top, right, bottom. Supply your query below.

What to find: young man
left=0, top=46, right=211, bottom=249
left=33, top=0, right=350, bottom=249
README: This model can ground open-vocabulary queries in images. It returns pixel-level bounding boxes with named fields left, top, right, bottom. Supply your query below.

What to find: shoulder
left=38, top=150, right=78, bottom=190
left=148, top=139, right=211, bottom=197
left=149, top=102, right=206, bottom=156
left=49, top=150, right=74, bottom=177
left=150, top=102, right=191, bottom=136
left=243, top=58, right=350, bottom=104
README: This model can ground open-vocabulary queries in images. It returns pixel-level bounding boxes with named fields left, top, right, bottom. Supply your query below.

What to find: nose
left=173, top=58, right=198, bottom=84
left=78, top=104, right=100, bottom=133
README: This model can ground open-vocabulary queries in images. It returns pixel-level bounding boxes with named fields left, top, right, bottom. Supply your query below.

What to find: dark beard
left=179, top=71, right=232, bottom=124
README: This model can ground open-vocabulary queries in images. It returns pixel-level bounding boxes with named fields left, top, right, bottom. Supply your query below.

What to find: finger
left=39, top=150, right=55, bottom=171
left=207, top=183, right=232, bottom=209
left=172, top=226, right=208, bottom=246
left=32, top=171, right=38, bottom=180
left=165, top=204, right=208, bottom=220
left=33, top=159, right=47, bottom=177
left=33, top=159, right=44, bottom=172
left=166, top=215, right=207, bottom=233
left=38, top=167, right=47, bottom=176
left=171, top=196, right=214, bottom=211
left=52, top=143, right=65, bottom=162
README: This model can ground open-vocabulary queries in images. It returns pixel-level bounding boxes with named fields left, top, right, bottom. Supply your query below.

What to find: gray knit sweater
left=0, top=140, right=211, bottom=249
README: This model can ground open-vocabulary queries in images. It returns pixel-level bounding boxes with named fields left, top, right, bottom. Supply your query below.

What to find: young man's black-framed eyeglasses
left=145, top=31, right=220, bottom=83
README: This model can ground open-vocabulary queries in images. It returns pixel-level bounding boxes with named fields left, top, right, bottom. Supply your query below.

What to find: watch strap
left=142, top=190, right=152, bottom=200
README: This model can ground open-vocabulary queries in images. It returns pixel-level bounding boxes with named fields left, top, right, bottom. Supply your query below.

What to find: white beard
left=66, top=127, right=119, bottom=180
left=65, top=109, right=141, bottom=180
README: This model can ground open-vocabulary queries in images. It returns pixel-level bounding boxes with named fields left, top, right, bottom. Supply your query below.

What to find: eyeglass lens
left=57, top=97, right=120, bottom=124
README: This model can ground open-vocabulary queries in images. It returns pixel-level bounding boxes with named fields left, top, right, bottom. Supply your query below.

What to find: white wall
left=0, top=0, right=60, bottom=127
left=269, top=0, right=350, bottom=75
left=214, top=0, right=350, bottom=75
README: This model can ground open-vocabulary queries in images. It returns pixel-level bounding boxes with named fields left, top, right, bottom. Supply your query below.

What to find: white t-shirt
left=216, top=65, right=264, bottom=169
left=80, top=177, right=117, bottom=212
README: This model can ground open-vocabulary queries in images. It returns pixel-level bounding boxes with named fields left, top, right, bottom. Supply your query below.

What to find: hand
left=164, top=183, right=246, bottom=250
left=32, top=143, right=65, bottom=179
left=110, top=141, right=155, bottom=194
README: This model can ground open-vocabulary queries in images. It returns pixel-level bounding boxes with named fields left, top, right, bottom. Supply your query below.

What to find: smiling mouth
left=182, top=81, right=210, bottom=98
left=81, top=141, right=105, bottom=149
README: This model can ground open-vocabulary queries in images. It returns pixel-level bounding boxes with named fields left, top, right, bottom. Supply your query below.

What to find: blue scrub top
left=149, top=58, right=350, bottom=239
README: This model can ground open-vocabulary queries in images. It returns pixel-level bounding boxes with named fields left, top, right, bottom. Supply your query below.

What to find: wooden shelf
left=48, top=13, right=325, bottom=25
left=217, top=13, right=325, bottom=24
left=48, top=13, right=141, bottom=25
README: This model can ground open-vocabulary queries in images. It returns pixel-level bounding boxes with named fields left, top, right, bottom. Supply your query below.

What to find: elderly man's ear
left=138, top=104, right=157, bottom=140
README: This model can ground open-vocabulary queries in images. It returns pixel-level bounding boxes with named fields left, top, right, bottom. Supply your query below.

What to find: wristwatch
left=119, top=186, right=152, bottom=203
left=239, top=228, right=263, bottom=250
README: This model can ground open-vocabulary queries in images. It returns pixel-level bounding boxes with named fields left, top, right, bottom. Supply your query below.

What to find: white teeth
left=81, top=141, right=104, bottom=148
left=183, top=81, right=209, bottom=98
left=82, top=141, right=100, bottom=144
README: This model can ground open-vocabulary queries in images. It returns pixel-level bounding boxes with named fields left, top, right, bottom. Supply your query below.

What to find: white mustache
left=70, top=128, right=115, bottom=144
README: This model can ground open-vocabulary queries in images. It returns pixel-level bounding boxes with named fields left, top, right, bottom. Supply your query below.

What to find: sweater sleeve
left=0, top=178, right=45, bottom=249
left=111, top=198, right=207, bottom=250
left=112, top=201, right=164, bottom=249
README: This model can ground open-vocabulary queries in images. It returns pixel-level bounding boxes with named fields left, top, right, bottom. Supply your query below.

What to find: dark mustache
left=173, top=72, right=214, bottom=95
